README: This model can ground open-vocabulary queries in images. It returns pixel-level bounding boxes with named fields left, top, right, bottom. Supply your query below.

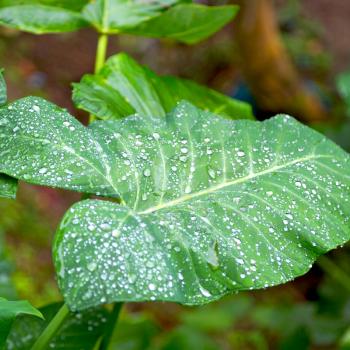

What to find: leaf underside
left=73, top=53, right=253, bottom=120
left=0, top=97, right=349, bottom=311
left=6, top=302, right=108, bottom=350
left=0, top=298, right=43, bottom=348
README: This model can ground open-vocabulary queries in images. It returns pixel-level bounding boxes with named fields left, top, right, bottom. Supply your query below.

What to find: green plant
left=0, top=1, right=349, bottom=349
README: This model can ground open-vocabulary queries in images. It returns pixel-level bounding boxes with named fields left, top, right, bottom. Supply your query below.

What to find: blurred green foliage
left=0, top=188, right=60, bottom=306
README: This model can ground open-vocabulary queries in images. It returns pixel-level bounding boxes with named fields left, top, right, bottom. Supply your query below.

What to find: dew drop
left=112, top=229, right=120, bottom=238
left=87, top=262, right=97, bottom=272
left=152, top=132, right=160, bottom=140
left=180, top=147, right=188, bottom=154
left=39, top=168, right=48, bottom=174
left=208, top=168, right=216, bottom=179
left=143, top=169, right=151, bottom=177
left=33, top=105, right=40, bottom=113
left=199, top=285, right=211, bottom=297
left=148, top=283, right=156, bottom=291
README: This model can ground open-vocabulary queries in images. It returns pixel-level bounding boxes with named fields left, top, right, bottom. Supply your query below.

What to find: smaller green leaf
left=0, top=69, right=6, bottom=106
left=0, top=4, right=88, bottom=34
left=340, top=327, right=350, bottom=350
left=0, top=298, right=43, bottom=348
left=73, top=53, right=253, bottom=120
left=0, top=230, right=17, bottom=300
left=126, top=4, right=239, bottom=44
left=6, top=302, right=108, bottom=350
left=0, top=175, right=17, bottom=199
left=0, top=1, right=90, bottom=12
left=83, top=0, right=179, bottom=33
left=337, top=70, right=350, bottom=117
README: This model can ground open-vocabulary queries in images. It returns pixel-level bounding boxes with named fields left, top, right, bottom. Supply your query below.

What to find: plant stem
left=31, top=304, right=70, bottom=350
left=95, top=33, right=109, bottom=73
left=317, top=255, right=350, bottom=293
left=99, top=303, right=123, bottom=350
left=90, top=33, right=109, bottom=123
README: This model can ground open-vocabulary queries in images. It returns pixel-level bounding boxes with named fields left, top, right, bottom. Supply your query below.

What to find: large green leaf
left=6, top=302, right=108, bottom=350
left=73, top=53, right=253, bottom=120
left=0, top=298, right=43, bottom=348
left=126, top=4, right=238, bottom=44
left=50, top=102, right=349, bottom=310
left=0, top=95, right=348, bottom=310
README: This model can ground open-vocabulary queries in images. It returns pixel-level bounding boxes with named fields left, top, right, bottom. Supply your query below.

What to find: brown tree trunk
left=234, top=0, right=328, bottom=123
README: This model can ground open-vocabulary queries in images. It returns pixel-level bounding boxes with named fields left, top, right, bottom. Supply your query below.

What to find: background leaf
left=6, top=302, right=109, bottom=350
left=0, top=230, right=16, bottom=300
left=0, top=0, right=236, bottom=41
left=337, top=70, right=350, bottom=117
left=51, top=102, right=350, bottom=310
left=0, top=1, right=89, bottom=11
left=0, top=69, right=6, bottom=107
left=73, top=53, right=253, bottom=120
left=0, top=298, right=42, bottom=349
left=125, top=4, right=239, bottom=44
left=0, top=2, right=88, bottom=34
left=82, top=0, right=181, bottom=33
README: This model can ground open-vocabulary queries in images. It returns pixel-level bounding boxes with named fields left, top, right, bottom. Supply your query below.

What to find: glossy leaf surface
left=0, top=298, right=43, bottom=348
left=73, top=53, right=253, bottom=120
left=49, top=102, right=350, bottom=310
left=6, top=302, right=108, bottom=350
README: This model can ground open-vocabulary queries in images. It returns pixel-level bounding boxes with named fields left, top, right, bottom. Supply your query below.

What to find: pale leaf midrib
left=138, top=154, right=330, bottom=215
